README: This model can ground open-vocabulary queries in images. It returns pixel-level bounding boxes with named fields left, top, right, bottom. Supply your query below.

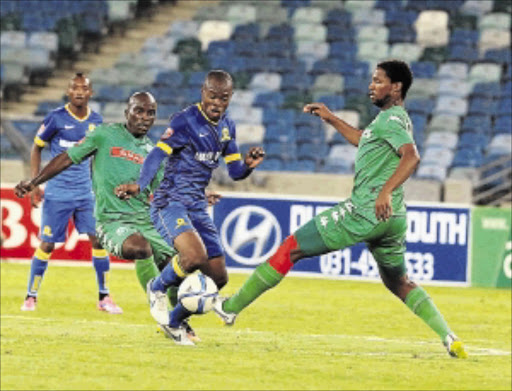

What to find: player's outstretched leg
left=21, top=248, right=50, bottom=311
left=92, top=249, right=123, bottom=314
left=214, top=235, right=300, bottom=324
left=159, top=303, right=195, bottom=346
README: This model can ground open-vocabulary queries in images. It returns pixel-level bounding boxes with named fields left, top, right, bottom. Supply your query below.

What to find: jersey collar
left=65, top=103, right=91, bottom=122
left=196, top=103, right=221, bottom=125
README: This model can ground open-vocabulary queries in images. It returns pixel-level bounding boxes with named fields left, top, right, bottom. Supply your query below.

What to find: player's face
left=201, top=80, right=233, bottom=122
left=67, top=77, right=92, bottom=108
left=125, top=98, right=157, bottom=137
left=368, top=68, right=393, bottom=108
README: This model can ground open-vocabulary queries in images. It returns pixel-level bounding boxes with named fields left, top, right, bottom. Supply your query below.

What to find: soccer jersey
left=67, top=123, right=162, bottom=222
left=152, top=103, right=244, bottom=210
left=34, top=103, right=102, bottom=201
left=352, top=105, right=415, bottom=222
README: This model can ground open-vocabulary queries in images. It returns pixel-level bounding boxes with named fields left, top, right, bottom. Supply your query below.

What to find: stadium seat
left=410, top=61, right=437, bottom=78
left=249, top=73, right=282, bottom=92
left=351, top=9, right=385, bottom=26
left=407, top=78, right=439, bottom=99
left=468, top=63, right=502, bottom=88
left=390, top=43, right=423, bottom=63
left=479, top=29, right=511, bottom=54
left=406, top=98, right=435, bottom=116
left=228, top=105, right=263, bottom=125
left=252, top=91, right=284, bottom=108
left=317, top=95, right=345, bottom=111
left=294, top=23, right=327, bottom=44
left=329, top=42, right=357, bottom=61
left=357, top=25, right=389, bottom=43
left=262, top=108, right=296, bottom=127
left=416, top=164, right=447, bottom=182
left=468, top=97, right=497, bottom=116
left=438, top=79, right=471, bottom=99
left=460, top=115, right=492, bottom=134
left=422, top=147, right=454, bottom=168
left=0, top=31, right=26, bottom=48
left=496, top=97, right=512, bottom=116
left=437, top=62, right=469, bottom=80
left=447, top=45, right=479, bottom=64
left=426, top=114, right=460, bottom=134
left=291, top=6, right=324, bottom=25
left=433, top=96, right=468, bottom=116
left=264, top=123, right=296, bottom=143
left=197, top=21, right=232, bottom=50
left=487, top=134, right=512, bottom=156
left=388, top=25, right=417, bottom=44
left=449, top=29, right=479, bottom=47
left=425, top=132, right=458, bottom=150
left=357, top=41, right=389, bottom=63
left=479, top=12, right=511, bottom=32
left=258, top=157, right=284, bottom=171
left=493, top=115, right=512, bottom=135
left=227, top=4, right=256, bottom=25
left=236, top=124, right=265, bottom=145
left=167, top=20, right=201, bottom=39
left=414, top=10, right=449, bottom=47
left=460, top=0, right=493, bottom=16
left=457, top=132, right=489, bottom=150
left=312, top=73, right=344, bottom=96
left=451, top=147, right=483, bottom=167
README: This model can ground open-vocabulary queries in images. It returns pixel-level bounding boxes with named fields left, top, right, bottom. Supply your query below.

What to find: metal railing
left=473, top=154, right=512, bottom=206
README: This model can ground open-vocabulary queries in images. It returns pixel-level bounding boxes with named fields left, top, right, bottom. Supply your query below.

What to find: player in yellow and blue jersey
left=115, top=70, right=265, bottom=344
left=21, top=73, right=122, bottom=314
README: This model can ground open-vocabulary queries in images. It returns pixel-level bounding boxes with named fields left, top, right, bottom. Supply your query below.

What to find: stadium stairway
left=0, top=0, right=216, bottom=117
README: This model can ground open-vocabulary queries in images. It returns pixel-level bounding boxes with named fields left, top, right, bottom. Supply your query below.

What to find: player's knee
left=213, top=271, right=228, bottom=290
left=39, top=242, right=55, bottom=253
left=180, top=248, right=208, bottom=272
left=122, top=234, right=153, bottom=260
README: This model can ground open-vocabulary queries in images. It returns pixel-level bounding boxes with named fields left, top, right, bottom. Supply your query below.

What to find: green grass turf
left=1, top=262, right=511, bottom=390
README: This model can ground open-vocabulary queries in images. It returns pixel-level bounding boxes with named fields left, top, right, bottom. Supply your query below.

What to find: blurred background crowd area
left=0, top=0, right=510, bottom=206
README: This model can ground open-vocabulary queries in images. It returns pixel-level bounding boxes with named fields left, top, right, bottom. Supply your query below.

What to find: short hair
left=377, top=60, right=413, bottom=99
left=69, top=72, right=91, bottom=88
left=204, top=70, right=233, bottom=87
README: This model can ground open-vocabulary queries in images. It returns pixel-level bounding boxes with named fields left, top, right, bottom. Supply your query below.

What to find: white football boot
left=213, top=296, right=237, bottom=326
left=146, top=278, right=170, bottom=325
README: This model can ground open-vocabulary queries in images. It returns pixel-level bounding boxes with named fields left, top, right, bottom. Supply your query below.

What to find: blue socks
left=151, top=255, right=186, bottom=292
left=92, top=249, right=110, bottom=298
left=26, top=248, right=50, bottom=297
left=169, top=303, right=193, bottom=328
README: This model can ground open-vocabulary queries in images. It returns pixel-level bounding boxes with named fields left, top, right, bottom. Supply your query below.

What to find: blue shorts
left=40, top=198, right=96, bottom=243
left=150, top=202, right=223, bottom=259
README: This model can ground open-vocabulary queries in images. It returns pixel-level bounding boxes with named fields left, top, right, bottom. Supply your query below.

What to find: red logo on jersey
left=161, top=127, right=174, bottom=140
left=110, top=147, right=145, bottom=164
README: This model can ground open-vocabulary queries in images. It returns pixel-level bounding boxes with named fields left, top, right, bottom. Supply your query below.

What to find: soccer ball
left=177, top=273, right=218, bottom=314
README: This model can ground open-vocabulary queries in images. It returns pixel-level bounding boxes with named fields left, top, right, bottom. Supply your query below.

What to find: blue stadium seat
left=207, top=40, right=236, bottom=57
left=410, top=61, right=437, bottom=78
left=34, top=100, right=63, bottom=116
left=460, top=115, right=492, bottom=134
left=471, top=82, right=501, bottom=99
left=344, top=77, right=368, bottom=96
left=449, top=29, right=479, bottom=47
left=493, top=115, right=512, bottom=135
left=263, top=41, right=295, bottom=58
left=264, top=123, right=296, bottom=143
left=406, top=98, right=435, bottom=116
left=296, top=125, right=325, bottom=145
left=385, top=10, right=418, bottom=27
left=324, top=9, right=352, bottom=27
left=154, top=71, right=184, bottom=88
left=457, top=132, right=489, bottom=150
left=266, top=24, right=294, bottom=41
left=496, top=97, right=512, bottom=116
left=280, top=73, right=313, bottom=92
left=262, top=108, right=296, bottom=127
left=157, top=104, right=180, bottom=120
left=264, top=140, right=297, bottom=161
left=231, top=23, right=260, bottom=42
left=317, top=95, right=345, bottom=110
left=447, top=45, right=479, bottom=64
left=326, top=25, right=356, bottom=43
left=388, top=25, right=417, bottom=44
left=292, top=159, right=317, bottom=172
left=329, top=42, right=357, bottom=61
left=297, top=143, right=328, bottom=162
left=501, top=81, right=512, bottom=98
left=253, top=91, right=285, bottom=108
left=468, top=97, right=497, bottom=116
left=13, top=120, right=39, bottom=139
left=259, top=157, right=284, bottom=171
left=451, top=147, right=483, bottom=168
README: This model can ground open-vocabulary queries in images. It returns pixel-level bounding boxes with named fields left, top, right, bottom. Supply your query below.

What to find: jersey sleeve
left=154, top=115, right=189, bottom=156
left=381, top=112, right=415, bottom=152
left=34, top=112, right=58, bottom=147
left=223, top=120, right=253, bottom=180
left=67, top=125, right=104, bottom=164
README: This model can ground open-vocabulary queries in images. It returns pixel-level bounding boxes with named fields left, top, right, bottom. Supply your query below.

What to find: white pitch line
left=2, top=314, right=510, bottom=356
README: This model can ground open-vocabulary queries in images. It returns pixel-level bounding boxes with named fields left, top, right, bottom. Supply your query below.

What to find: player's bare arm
left=29, top=143, right=44, bottom=208
left=244, top=146, right=265, bottom=168
left=375, top=143, right=420, bottom=221
left=303, top=103, right=362, bottom=146
left=15, top=152, right=74, bottom=199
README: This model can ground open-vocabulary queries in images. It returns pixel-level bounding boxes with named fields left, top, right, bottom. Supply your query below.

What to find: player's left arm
left=375, top=115, right=420, bottom=221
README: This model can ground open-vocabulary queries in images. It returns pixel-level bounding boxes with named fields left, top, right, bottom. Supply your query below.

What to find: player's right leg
left=368, top=217, right=467, bottom=358
left=22, top=199, right=71, bottom=311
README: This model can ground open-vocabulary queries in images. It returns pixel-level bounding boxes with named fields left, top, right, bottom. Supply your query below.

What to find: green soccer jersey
left=67, top=123, right=161, bottom=222
left=351, top=105, right=415, bottom=222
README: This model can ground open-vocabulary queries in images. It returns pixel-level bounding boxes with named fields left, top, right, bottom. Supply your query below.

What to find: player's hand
left=303, top=103, right=335, bottom=123
left=375, top=190, right=392, bottom=222
left=205, top=190, right=222, bottom=206
left=115, top=183, right=140, bottom=200
left=30, top=186, right=44, bottom=208
left=244, top=146, right=265, bottom=169
left=14, top=180, right=35, bottom=199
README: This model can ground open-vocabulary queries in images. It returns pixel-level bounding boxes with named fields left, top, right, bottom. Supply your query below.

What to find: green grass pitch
left=1, top=261, right=511, bottom=390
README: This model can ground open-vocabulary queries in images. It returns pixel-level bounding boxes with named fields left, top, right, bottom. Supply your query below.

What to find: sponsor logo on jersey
left=220, top=205, right=281, bottom=265
left=194, top=151, right=221, bottom=163
left=37, top=124, right=45, bottom=135
left=110, top=147, right=145, bottom=164
left=88, top=124, right=96, bottom=132
left=175, top=218, right=188, bottom=229
left=220, top=127, right=231, bottom=141
left=161, top=127, right=174, bottom=140
left=43, top=225, right=52, bottom=237
left=64, top=125, right=75, bottom=130
left=59, top=139, right=78, bottom=148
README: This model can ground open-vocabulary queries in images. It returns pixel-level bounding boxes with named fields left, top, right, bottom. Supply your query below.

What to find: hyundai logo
left=220, top=205, right=282, bottom=266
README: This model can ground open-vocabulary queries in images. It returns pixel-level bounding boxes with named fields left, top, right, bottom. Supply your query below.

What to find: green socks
left=405, top=286, right=452, bottom=341
left=224, top=262, right=284, bottom=314
left=134, top=257, right=160, bottom=292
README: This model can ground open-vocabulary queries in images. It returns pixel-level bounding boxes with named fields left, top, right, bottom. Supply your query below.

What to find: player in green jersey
left=213, top=60, right=467, bottom=358
left=14, top=92, right=182, bottom=328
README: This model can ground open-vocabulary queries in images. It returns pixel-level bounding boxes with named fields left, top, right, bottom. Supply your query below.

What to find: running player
left=20, top=73, right=122, bottom=314
left=14, top=92, right=194, bottom=343
left=114, top=70, right=265, bottom=345
left=213, top=60, right=468, bottom=359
